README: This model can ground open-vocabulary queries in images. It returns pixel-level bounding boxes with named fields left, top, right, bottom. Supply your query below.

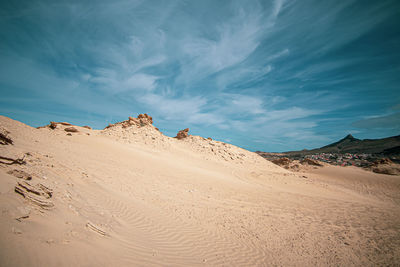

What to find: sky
left=0, top=0, right=399, bottom=152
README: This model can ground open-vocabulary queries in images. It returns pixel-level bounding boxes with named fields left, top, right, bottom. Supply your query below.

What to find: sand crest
left=0, top=115, right=399, bottom=266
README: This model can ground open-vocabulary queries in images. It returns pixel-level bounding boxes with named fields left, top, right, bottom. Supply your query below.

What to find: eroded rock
left=64, top=127, right=78, bottom=133
left=271, top=157, right=292, bottom=166
left=41, top=121, right=74, bottom=130
left=300, top=158, right=323, bottom=166
left=104, top=114, right=153, bottom=129
left=0, top=127, right=13, bottom=145
left=175, top=128, right=189, bottom=140
left=49, top=122, right=58, bottom=129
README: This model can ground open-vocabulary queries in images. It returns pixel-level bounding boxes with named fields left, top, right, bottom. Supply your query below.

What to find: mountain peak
left=344, top=134, right=355, bottom=140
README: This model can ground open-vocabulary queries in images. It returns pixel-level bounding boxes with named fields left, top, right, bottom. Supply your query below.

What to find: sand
left=0, top=115, right=399, bottom=266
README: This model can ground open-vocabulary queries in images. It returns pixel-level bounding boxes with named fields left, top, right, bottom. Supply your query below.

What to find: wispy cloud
left=1, top=0, right=399, bottom=151
left=352, top=113, right=400, bottom=130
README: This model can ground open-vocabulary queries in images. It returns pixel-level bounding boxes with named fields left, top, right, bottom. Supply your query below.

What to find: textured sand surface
left=0, top=115, right=399, bottom=266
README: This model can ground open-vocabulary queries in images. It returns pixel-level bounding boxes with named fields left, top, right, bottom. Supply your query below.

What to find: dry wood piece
left=0, top=155, right=26, bottom=165
left=37, top=183, right=53, bottom=198
left=7, top=169, right=32, bottom=180
left=86, top=222, right=107, bottom=236
left=14, top=181, right=54, bottom=210
left=16, top=181, right=52, bottom=198
left=16, top=181, right=42, bottom=196
left=16, top=215, right=29, bottom=222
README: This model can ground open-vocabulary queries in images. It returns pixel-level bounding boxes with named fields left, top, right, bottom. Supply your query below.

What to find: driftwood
left=0, top=155, right=26, bottom=165
left=14, top=181, right=54, bottom=210
left=7, top=169, right=32, bottom=180
left=86, top=222, right=107, bottom=236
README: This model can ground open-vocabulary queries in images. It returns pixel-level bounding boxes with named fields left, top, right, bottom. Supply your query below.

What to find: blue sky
left=1, top=0, right=399, bottom=152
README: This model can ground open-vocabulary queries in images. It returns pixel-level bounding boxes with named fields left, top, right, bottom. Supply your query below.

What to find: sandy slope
left=0, top=115, right=399, bottom=266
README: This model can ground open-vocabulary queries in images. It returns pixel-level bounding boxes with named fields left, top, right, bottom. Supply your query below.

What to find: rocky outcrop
left=104, top=114, right=153, bottom=129
left=41, top=121, right=73, bottom=130
left=370, top=158, right=400, bottom=175
left=0, top=127, right=13, bottom=145
left=49, top=122, right=58, bottom=129
left=372, top=158, right=393, bottom=166
left=300, top=158, right=323, bottom=166
left=64, top=127, right=79, bottom=133
left=271, top=157, right=291, bottom=167
left=175, top=128, right=189, bottom=140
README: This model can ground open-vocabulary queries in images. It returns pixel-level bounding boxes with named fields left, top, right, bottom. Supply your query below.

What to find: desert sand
left=0, top=115, right=399, bottom=266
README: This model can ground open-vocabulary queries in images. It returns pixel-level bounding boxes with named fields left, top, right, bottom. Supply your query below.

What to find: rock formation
left=64, top=127, right=79, bottom=133
left=300, top=158, right=323, bottom=166
left=271, top=157, right=291, bottom=167
left=41, top=121, right=73, bottom=130
left=104, top=114, right=153, bottom=129
left=175, top=128, right=189, bottom=140
left=0, top=127, right=13, bottom=145
left=370, top=158, right=400, bottom=175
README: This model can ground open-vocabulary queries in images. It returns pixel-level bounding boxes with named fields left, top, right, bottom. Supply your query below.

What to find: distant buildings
left=258, top=152, right=378, bottom=168
left=304, top=153, right=373, bottom=167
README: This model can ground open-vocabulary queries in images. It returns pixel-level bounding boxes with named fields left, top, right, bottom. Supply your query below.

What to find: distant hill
left=283, top=134, right=400, bottom=156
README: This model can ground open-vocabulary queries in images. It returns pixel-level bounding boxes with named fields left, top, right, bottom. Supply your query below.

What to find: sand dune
left=1, top=115, right=399, bottom=266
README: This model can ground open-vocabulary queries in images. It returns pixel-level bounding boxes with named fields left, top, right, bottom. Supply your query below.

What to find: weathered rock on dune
left=50, top=121, right=72, bottom=129
left=105, top=113, right=153, bottom=129
left=175, top=128, right=189, bottom=139
left=38, top=121, right=90, bottom=131
left=49, top=122, right=58, bottom=129
left=300, top=158, right=323, bottom=166
left=370, top=158, right=400, bottom=175
left=0, top=127, right=13, bottom=145
left=64, top=127, right=78, bottom=133
left=271, top=157, right=291, bottom=166
left=270, top=157, right=324, bottom=172
left=373, top=158, right=393, bottom=165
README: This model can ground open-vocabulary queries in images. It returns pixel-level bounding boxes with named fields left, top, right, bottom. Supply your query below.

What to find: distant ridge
left=284, top=134, right=400, bottom=156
